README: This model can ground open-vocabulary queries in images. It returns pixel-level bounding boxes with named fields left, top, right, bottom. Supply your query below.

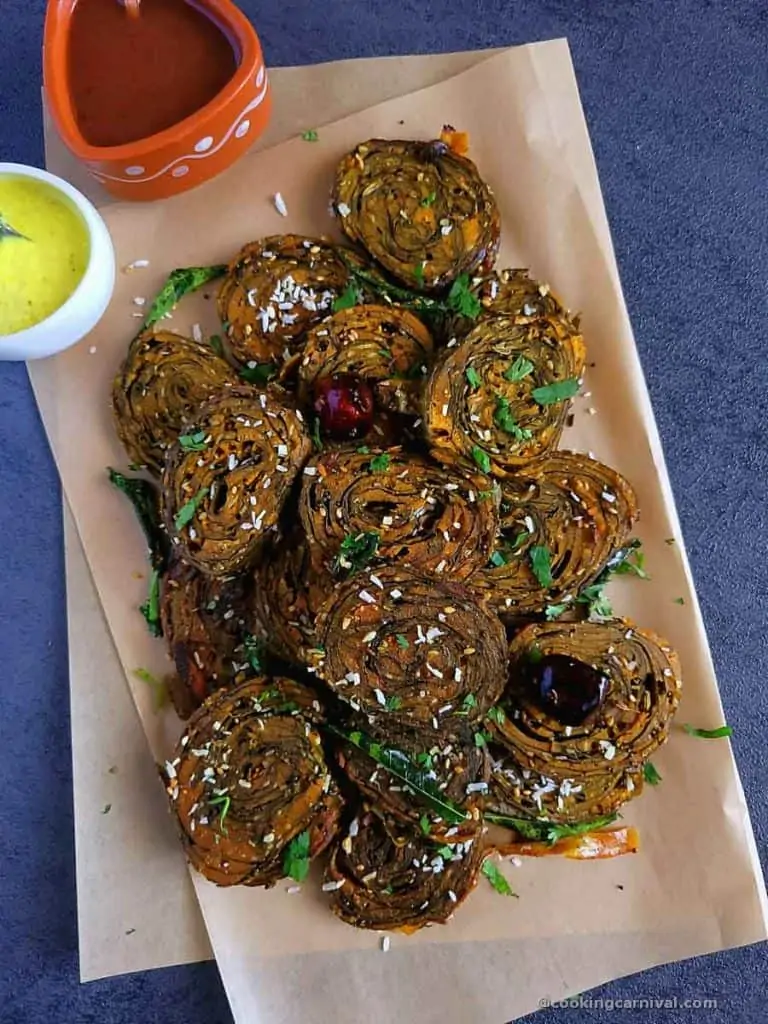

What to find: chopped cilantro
left=643, top=762, right=662, bottom=785
left=494, top=396, right=533, bottom=441
left=420, top=191, right=437, bottom=207
left=465, top=366, right=482, bottom=390
left=471, top=446, right=491, bottom=474
left=474, top=730, right=492, bottom=748
left=133, top=668, right=168, bottom=710
left=545, top=602, right=568, bottom=621
left=485, top=813, right=617, bottom=845
left=242, top=634, right=266, bottom=674
left=414, top=262, right=426, bottom=284
left=531, top=378, right=580, bottom=405
left=395, top=634, right=410, bottom=649
left=283, top=830, right=311, bottom=881
left=683, top=723, right=732, bottom=739
left=487, top=706, right=505, bottom=727
left=673, top=596, right=685, bottom=606
left=333, top=531, right=380, bottom=575
left=356, top=445, right=371, bottom=454
left=139, top=567, right=162, bottom=638
left=446, top=273, right=481, bottom=319
left=529, top=545, right=553, bottom=588
left=504, top=355, right=534, bottom=382
left=333, top=281, right=362, bottom=312
left=179, top=430, right=208, bottom=452
left=301, top=129, right=319, bottom=142
left=419, top=814, right=431, bottom=836
left=173, top=486, right=208, bottom=531
left=369, top=453, right=391, bottom=473
left=311, top=417, right=323, bottom=451
left=240, top=362, right=277, bottom=385
left=385, top=695, right=403, bottom=712
left=489, top=550, right=507, bottom=568
left=209, top=334, right=224, bottom=357
left=481, top=859, right=517, bottom=896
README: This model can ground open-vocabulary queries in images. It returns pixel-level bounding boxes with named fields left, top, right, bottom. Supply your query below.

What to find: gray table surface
left=0, top=1, right=765, bottom=1021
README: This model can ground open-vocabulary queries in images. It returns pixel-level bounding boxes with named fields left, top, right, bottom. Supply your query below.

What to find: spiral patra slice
left=217, top=235, right=352, bottom=373
left=475, top=451, right=638, bottom=619
left=161, top=676, right=342, bottom=887
left=324, top=807, right=484, bottom=930
left=249, top=531, right=335, bottom=666
left=332, top=138, right=500, bottom=292
left=335, top=729, right=487, bottom=843
left=297, top=305, right=434, bottom=415
left=163, top=387, right=310, bottom=576
left=425, top=314, right=586, bottom=475
left=112, top=330, right=238, bottom=475
left=314, top=566, right=507, bottom=738
left=486, top=620, right=682, bottom=821
left=299, top=447, right=498, bottom=580
left=160, top=553, right=252, bottom=718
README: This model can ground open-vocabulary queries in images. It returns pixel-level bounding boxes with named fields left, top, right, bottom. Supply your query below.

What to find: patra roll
left=162, top=387, right=310, bottom=576
left=475, top=451, right=638, bottom=619
left=486, top=620, right=682, bottom=824
left=324, top=807, right=484, bottom=931
left=161, top=676, right=343, bottom=887
left=299, top=447, right=499, bottom=581
left=313, top=566, right=507, bottom=739
left=332, top=138, right=500, bottom=292
left=425, top=314, right=586, bottom=476
left=112, top=329, right=238, bottom=475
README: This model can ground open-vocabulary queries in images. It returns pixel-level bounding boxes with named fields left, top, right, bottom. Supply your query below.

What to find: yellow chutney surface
left=0, top=175, right=90, bottom=336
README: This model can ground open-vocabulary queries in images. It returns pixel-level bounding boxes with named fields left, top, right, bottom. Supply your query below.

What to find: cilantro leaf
left=462, top=693, right=478, bottom=712
left=447, top=273, right=481, bottom=319
left=369, top=453, right=391, bottom=473
left=240, top=362, right=277, bottom=385
left=283, top=830, right=311, bottom=882
left=173, top=486, right=209, bottom=531
left=489, top=550, right=507, bottom=568
left=474, top=730, right=492, bottom=748
left=481, top=859, right=517, bottom=897
left=471, top=446, right=491, bottom=474
left=419, top=814, right=431, bottom=836
left=301, top=129, right=319, bottom=142
left=139, top=567, right=163, bottom=638
left=311, top=417, right=323, bottom=451
left=485, top=812, right=618, bottom=845
left=420, top=191, right=437, bottom=207
left=529, top=545, right=553, bottom=588
left=466, top=366, right=482, bottom=390
left=133, top=668, right=167, bottom=710
left=487, top=706, right=505, bottom=727
left=504, top=355, right=535, bottom=382
left=673, top=596, right=685, bottom=606
left=577, top=582, right=613, bottom=619
left=494, top=396, right=533, bottom=441
left=333, top=281, right=362, bottom=312
left=545, top=602, right=568, bottom=621
left=413, top=262, right=426, bottom=285
left=395, top=634, right=409, bottom=649
left=356, top=445, right=371, bottom=455
left=683, top=723, right=732, bottom=739
left=531, top=378, right=580, bottom=405
left=385, top=695, right=403, bottom=712
left=643, top=762, right=662, bottom=785
left=241, top=633, right=266, bottom=674
left=209, top=334, right=224, bottom=357
left=178, top=430, right=208, bottom=452
left=333, top=531, right=381, bottom=575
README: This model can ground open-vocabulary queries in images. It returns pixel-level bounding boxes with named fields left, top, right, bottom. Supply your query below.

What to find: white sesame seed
left=359, top=590, right=376, bottom=604
left=390, top=589, right=402, bottom=599
left=370, top=574, right=384, bottom=589
left=273, top=192, right=288, bottom=216
left=362, top=631, right=377, bottom=643
left=337, top=202, right=351, bottom=217
left=124, top=259, right=150, bottom=271
left=322, top=880, right=345, bottom=892
left=374, top=689, right=386, bottom=706
left=447, top=890, right=457, bottom=902
left=601, top=491, right=616, bottom=503
left=191, top=323, right=203, bottom=342
left=132, top=296, right=146, bottom=306
left=454, top=667, right=463, bottom=682
left=286, top=885, right=302, bottom=894
left=426, top=664, right=444, bottom=679
left=88, top=345, right=97, bottom=354
left=441, top=404, right=449, bottom=416
left=380, top=936, right=390, bottom=952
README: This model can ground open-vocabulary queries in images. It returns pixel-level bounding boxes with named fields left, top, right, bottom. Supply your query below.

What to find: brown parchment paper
left=34, top=39, right=768, bottom=1017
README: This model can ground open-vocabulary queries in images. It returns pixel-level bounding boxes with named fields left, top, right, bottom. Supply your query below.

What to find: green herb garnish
left=283, top=830, right=311, bottom=882
left=242, top=634, right=266, bottom=674
left=333, top=531, right=381, bottom=575
left=481, top=860, right=517, bottom=897
left=356, top=445, right=371, bottom=454
left=331, top=727, right=465, bottom=824
left=139, top=567, right=162, bottom=638
left=385, top=695, right=403, bottom=712
left=143, top=265, right=227, bottom=329
left=528, top=644, right=543, bottom=664
left=420, top=191, right=437, bottom=207
left=545, top=602, right=569, bottom=621
left=471, top=446, right=491, bottom=474
left=462, top=693, right=478, bottom=712
left=673, top=596, right=685, bottom=606
left=395, top=634, right=410, bottom=649
left=489, top=550, right=507, bottom=568
left=504, top=355, right=534, bottom=382
left=301, top=129, right=319, bottom=142
left=133, top=668, right=167, bottom=710
left=446, top=273, right=481, bottom=319
left=599, top=539, right=649, bottom=581
left=332, top=281, right=362, bottom=312
left=108, top=468, right=168, bottom=570
left=577, top=582, right=613, bottom=619
left=414, top=262, right=426, bottom=285
left=173, top=486, right=209, bottom=531
left=529, top=545, right=553, bottom=588
left=487, top=706, right=505, bottom=727
left=415, top=752, right=433, bottom=770
left=643, top=762, right=662, bottom=786
left=178, top=430, right=208, bottom=452
left=209, top=794, right=231, bottom=835
left=494, top=396, right=533, bottom=441
left=531, top=377, right=580, bottom=406
left=311, top=417, right=323, bottom=451
left=369, top=453, right=391, bottom=473
left=209, top=334, right=224, bottom=357
left=683, top=723, right=732, bottom=739
left=465, top=366, right=482, bottom=390
left=102, top=804, right=112, bottom=815
left=474, top=730, right=492, bottom=748
left=240, top=362, right=277, bottom=385
left=485, top=812, right=618, bottom=845
left=419, top=814, right=431, bottom=836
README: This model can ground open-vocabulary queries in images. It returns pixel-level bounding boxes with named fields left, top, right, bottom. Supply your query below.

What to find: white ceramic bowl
left=0, top=163, right=115, bottom=360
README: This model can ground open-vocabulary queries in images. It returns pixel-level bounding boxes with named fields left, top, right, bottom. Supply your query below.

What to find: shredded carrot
left=493, top=826, right=640, bottom=860
left=440, top=126, right=470, bottom=156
